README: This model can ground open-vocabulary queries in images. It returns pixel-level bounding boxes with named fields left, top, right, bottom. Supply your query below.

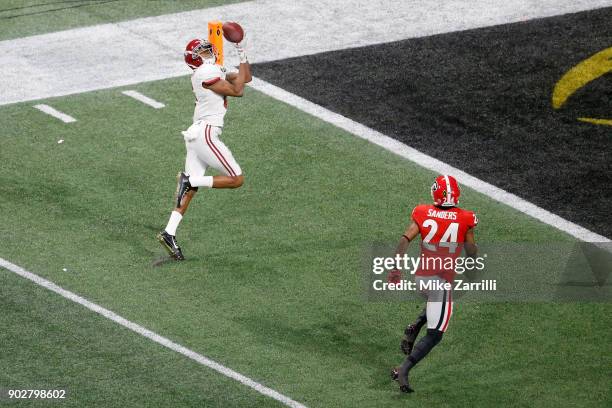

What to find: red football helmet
left=184, top=38, right=216, bottom=69
left=431, top=175, right=460, bottom=207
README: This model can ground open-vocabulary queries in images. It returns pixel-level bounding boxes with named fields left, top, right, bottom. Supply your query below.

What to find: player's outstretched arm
left=387, top=221, right=419, bottom=283
left=234, top=37, right=252, bottom=83
left=240, top=61, right=252, bottom=83
left=464, top=228, right=478, bottom=257
left=205, top=78, right=245, bottom=97
left=226, top=63, right=251, bottom=85
left=205, top=40, right=251, bottom=96
left=395, top=222, right=420, bottom=266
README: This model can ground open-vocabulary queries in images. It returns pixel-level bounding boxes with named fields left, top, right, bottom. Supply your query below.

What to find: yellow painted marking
left=552, top=47, right=612, bottom=109
left=577, top=117, right=612, bottom=126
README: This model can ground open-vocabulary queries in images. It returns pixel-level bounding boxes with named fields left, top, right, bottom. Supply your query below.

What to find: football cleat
left=400, top=384, right=414, bottom=393
left=175, top=172, right=192, bottom=209
left=156, top=231, right=185, bottom=261
left=401, top=324, right=418, bottom=355
left=398, top=369, right=414, bottom=393
left=431, top=174, right=461, bottom=207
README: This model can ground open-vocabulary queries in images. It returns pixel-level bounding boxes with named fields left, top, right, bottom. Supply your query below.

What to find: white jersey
left=191, top=61, right=227, bottom=127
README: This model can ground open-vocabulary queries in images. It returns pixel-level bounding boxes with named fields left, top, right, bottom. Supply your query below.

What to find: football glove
left=387, top=268, right=402, bottom=284
left=234, top=34, right=248, bottom=64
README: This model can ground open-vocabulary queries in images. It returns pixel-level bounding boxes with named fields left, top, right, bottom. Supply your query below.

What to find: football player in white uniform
left=157, top=37, right=252, bottom=260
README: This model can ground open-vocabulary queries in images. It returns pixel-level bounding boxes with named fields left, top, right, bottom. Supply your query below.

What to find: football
left=222, top=21, right=244, bottom=43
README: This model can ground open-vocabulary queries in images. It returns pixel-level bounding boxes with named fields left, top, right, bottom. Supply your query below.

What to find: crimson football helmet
left=184, top=38, right=216, bottom=69
left=431, top=175, right=460, bottom=207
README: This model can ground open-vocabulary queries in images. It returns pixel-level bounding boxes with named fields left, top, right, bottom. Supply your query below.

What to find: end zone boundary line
left=0, top=257, right=308, bottom=408
left=248, top=77, right=610, bottom=243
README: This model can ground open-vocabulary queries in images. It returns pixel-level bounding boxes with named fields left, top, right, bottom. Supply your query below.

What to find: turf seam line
left=248, top=77, right=611, bottom=244
left=121, top=90, right=165, bottom=109
left=0, top=257, right=308, bottom=408
left=33, top=104, right=76, bottom=123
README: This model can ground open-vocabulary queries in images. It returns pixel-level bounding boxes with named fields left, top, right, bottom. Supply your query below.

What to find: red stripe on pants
left=204, top=125, right=235, bottom=176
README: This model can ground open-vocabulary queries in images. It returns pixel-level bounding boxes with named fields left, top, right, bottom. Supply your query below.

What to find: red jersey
left=411, top=204, right=478, bottom=282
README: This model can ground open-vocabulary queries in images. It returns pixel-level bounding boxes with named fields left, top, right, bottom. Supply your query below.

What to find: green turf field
left=0, top=0, right=242, bottom=41
left=1, top=76, right=610, bottom=407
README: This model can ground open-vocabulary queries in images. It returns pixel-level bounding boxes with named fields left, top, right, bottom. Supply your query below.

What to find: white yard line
left=249, top=77, right=611, bottom=243
left=122, top=90, right=165, bottom=108
left=33, top=104, right=76, bottom=123
left=0, top=257, right=308, bottom=408
left=1, top=0, right=611, bottom=105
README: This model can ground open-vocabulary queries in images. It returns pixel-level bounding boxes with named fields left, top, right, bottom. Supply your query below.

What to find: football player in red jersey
left=390, top=175, right=478, bottom=393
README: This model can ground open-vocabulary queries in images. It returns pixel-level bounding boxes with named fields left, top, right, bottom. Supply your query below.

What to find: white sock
left=190, top=175, right=214, bottom=188
left=164, top=211, right=183, bottom=236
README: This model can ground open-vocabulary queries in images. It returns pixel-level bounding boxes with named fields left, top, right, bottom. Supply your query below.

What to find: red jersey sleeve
left=466, top=210, right=478, bottom=229
left=411, top=204, right=427, bottom=225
